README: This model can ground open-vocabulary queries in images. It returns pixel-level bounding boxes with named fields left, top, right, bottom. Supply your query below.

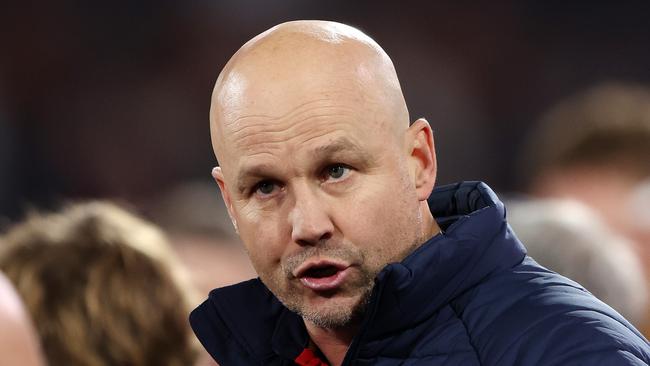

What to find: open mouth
left=303, top=265, right=340, bottom=279
left=294, top=260, right=351, bottom=291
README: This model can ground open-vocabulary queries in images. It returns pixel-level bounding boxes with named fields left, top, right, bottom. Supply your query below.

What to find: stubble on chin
left=260, top=244, right=377, bottom=329
left=259, top=214, right=426, bottom=329
left=292, top=271, right=375, bottom=329
left=291, top=235, right=425, bottom=328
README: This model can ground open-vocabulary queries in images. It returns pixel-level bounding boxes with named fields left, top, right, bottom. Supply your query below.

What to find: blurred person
left=521, top=82, right=650, bottom=335
left=507, top=199, right=648, bottom=327
left=0, top=271, right=46, bottom=366
left=146, top=181, right=256, bottom=300
left=190, top=21, right=650, bottom=365
left=147, top=181, right=257, bottom=366
left=522, top=82, right=650, bottom=269
left=0, top=201, right=198, bottom=366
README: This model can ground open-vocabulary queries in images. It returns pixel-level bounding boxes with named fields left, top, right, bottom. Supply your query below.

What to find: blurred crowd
left=0, top=197, right=256, bottom=366
left=2, top=1, right=650, bottom=365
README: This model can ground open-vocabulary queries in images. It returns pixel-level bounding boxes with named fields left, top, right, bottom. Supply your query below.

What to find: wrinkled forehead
left=217, top=72, right=378, bottom=127
left=213, top=66, right=396, bottom=163
left=216, top=79, right=388, bottom=166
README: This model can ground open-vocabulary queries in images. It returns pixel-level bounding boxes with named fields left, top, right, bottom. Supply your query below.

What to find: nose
left=289, top=185, right=334, bottom=246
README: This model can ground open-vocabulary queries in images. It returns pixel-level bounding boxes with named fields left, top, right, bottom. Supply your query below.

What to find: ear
left=212, top=167, right=239, bottom=233
left=406, top=118, right=437, bottom=201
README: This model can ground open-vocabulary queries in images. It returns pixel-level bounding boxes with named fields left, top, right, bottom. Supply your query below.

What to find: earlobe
left=408, top=118, right=437, bottom=200
left=212, top=167, right=239, bottom=232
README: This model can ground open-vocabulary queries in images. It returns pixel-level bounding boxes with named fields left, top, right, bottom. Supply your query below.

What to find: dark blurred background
left=2, top=0, right=650, bottom=221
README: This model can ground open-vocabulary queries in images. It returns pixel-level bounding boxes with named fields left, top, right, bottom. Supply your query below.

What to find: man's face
left=214, top=79, right=426, bottom=328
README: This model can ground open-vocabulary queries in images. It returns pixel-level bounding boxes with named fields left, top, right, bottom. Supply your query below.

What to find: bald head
left=210, top=20, right=409, bottom=162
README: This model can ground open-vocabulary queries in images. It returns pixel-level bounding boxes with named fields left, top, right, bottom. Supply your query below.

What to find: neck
left=305, top=321, right=359, bottom=366
left=421, top=201, right=441, bottom=239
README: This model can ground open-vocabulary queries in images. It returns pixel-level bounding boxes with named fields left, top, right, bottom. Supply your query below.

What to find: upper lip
left=293, top=258, right=350, bottom=278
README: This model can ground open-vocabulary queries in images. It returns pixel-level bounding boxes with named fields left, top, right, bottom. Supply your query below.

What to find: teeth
left=305, top=266, right=339, bottom=278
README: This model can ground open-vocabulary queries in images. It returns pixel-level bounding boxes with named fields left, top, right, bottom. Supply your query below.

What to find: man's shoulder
left=454, top=256, right=650, bottom=365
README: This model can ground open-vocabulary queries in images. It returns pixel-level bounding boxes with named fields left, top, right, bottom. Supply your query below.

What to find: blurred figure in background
left=507, top=199, right=648, bottom=329
left=0, top=271, right=46, bottom=366
left=522, top=82, right=650, bottom=269
left=146, top=180, right=256, bottom=299
left=521, top=82, right=650, bottom=334
left=0, top=202, right=198, bottom=366
left=146, top=181, right=257, bottom=366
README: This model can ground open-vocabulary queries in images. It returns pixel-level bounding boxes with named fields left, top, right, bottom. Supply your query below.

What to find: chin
left=299, top=291, right=370, bottom=329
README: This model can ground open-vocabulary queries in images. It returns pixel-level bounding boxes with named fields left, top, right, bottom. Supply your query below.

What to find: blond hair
left=0, top=201, right=198, bottom=366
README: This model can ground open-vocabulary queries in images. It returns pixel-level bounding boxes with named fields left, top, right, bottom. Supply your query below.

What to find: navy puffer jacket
left=191, top=182, right=650, bottom=365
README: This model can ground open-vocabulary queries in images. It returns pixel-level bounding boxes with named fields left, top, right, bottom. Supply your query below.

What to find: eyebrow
left=236, top=162, right=277, bottom=194
left=235, top=137, right=373, bottom=193
left=312, top=137, right=369, bottom=159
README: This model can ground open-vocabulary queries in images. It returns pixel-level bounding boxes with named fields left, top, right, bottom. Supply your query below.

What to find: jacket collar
left=355, top=181, right=527, bottom=341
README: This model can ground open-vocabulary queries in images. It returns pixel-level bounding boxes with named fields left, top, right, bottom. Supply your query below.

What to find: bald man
left=190, top=21, right=650, bottom=366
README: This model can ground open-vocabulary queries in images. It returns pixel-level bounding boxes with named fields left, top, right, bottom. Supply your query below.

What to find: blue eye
left=255, top=181, right=276, bottom=195
left=325, top=164, right=350, bottom=180
left=328, top=165, right=346, bottom=179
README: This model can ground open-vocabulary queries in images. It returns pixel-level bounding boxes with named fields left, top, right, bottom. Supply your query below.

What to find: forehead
left=215, top=77, right=391, bottom=164
left=237, top=101, right=382, bottom=166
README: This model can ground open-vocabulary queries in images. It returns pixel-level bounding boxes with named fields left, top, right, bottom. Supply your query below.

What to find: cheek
left=336, top=172, right=419, bottom=263
left=342, top=177, right=412, bottom=233
left=235, top=206, right=287, bottom=274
